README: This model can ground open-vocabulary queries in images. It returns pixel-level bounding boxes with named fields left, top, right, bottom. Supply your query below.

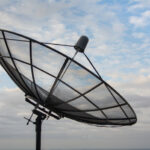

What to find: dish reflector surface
left=0, top=30, right=137, bottom=126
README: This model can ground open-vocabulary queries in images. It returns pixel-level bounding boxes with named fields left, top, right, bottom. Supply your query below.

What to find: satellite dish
left=0, top=29, right=137, bottom=150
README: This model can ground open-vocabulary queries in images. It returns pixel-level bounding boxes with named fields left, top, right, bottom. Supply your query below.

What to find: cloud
left=132, top=32, right=146, bottom=39
left=129, top=10, right=150, bottom=27
left=128, top=0, right=150, bottom=11
left=0, top=0, right=11, bottom=7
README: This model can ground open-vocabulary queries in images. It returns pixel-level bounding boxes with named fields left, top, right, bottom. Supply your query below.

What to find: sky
left=0, top=0, right=150, bottom=149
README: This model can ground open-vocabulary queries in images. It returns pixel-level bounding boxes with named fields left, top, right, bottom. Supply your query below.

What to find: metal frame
left=0, top=29, right=137, bottom=126
left=1, top=31, right=35, bottom=97
left=30, top=40, right=43, bottom=104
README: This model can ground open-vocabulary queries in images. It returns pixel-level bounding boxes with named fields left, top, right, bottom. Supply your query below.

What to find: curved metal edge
left=62, top=112, right=136, bottom=126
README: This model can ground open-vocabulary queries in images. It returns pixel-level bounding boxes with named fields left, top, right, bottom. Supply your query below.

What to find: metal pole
left=33, top=110, right=46, bottom=150
left=35, top=114, right=42, bottom=150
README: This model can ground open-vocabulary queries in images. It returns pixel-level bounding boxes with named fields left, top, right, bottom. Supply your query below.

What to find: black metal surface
left=0, top=29, right=137, bottom=126
left=33, top=110, right=46, bottom=150
left=74, top=35, right=89, bottom=53
left=25, top=98, right=61, bottom=120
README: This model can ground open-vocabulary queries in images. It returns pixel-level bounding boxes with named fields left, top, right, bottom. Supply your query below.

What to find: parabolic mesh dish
left=0, top=30, right=137, bottom=126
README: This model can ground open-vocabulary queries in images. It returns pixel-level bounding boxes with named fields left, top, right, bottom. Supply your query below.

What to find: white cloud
left=132, top=32, right=145, bottom=38
left=129, top=10, right=150, bottom=27
left=128, top=0, right=150, bottom=11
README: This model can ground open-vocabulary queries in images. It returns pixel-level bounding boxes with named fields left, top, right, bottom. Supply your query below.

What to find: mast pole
left=33, top=110, right=46, bottom=150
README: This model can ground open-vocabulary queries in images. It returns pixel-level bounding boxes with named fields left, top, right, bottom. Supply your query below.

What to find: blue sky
left=0, top=0, right=150, bottom=149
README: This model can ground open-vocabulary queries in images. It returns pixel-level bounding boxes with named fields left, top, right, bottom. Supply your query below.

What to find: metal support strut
left=33, top=109, right=46, bottom=150
left=24, top=98, right=61, bottom=150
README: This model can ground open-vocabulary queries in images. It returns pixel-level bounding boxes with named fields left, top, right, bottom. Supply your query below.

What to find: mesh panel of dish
left=5, top=33, right=30, bottom=63
left=33, top=67, right=55, bottom=93
left=0, top=38, right=10, bottom=57
left=86, top=83, right=118, bottom=108
left=52, top=82, right=79, bottom=101
left=60, top=61, right=101, bottom=93
left=32, top=42, right=66, bottom=77
left=68, top=96, right=97, bottom=110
